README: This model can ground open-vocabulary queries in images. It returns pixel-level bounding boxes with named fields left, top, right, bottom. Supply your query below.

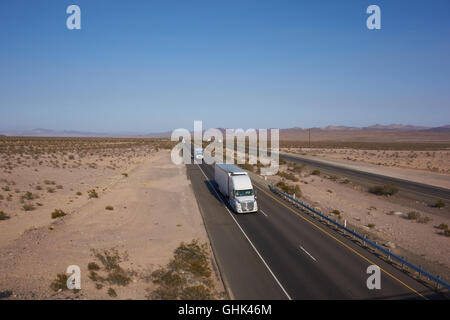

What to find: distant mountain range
left=0, top=128, right=146, bottom=138
left=285, top=124, right=450, bottom=132
left=0, top=124, right=449, bottom=138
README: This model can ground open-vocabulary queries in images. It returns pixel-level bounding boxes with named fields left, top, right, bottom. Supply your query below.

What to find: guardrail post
left=388, top=249, right=391, bottom=260
left=437, top=276, right=441, bottom=290
left=363, top=235, right=366, bottom=247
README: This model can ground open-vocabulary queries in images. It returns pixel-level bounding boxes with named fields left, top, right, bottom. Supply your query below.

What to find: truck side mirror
left=254, top=190, right=258, bottom=199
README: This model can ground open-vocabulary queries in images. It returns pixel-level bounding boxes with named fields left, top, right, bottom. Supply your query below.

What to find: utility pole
left=309, top=128, right=311, bottom=149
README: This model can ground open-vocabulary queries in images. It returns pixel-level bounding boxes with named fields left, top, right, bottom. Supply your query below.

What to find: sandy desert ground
left=0, top=138, right=224, bottom=299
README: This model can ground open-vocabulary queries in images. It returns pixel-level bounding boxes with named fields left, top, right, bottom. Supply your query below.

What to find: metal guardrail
left=269, top=184, right=450, bottom=291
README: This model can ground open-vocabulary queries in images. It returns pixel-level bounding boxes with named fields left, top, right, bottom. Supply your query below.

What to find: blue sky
left=0, top=0, right=449, bottom=133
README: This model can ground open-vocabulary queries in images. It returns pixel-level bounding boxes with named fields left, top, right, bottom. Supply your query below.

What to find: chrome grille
left=242, top=201, right=254, bottom=212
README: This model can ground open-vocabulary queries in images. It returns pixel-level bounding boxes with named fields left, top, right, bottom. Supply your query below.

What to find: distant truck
left=194, top=147, right=203, bottom=161
left=214, top=163, right=258, bottom=213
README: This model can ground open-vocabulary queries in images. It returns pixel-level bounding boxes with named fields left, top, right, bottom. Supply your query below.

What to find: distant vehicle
left=214, top=163, right=258, bottom=213
left=194, top=148, right=203, bottom=161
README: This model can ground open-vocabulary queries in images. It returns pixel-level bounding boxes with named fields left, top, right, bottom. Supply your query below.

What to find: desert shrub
left=50, top=273, right=69, bottom=292
left=288, top=163, right=305, bottom=174
left=76, top=191, right=82, bottom=196
left=88, top=262, right=101, bottom=271
left=342, top=178, right=350, bottom=184
left=331, top=209, right=341, bottom=215
left=91, top=248, right=131, bottom=278
left=107, top=288, right=117, bottom=297
left=311, top=169, right=321, bottom=176
left=277, top=171, right=298, bottom=182
left=51, top=209, right=66, bottom=219
left=444, top=229, right=450, bottom=237
left=279, top=158, right=286, bottom=165
left=438, top=224, right=448, bottom=230
left=417, top=216, right=431, bottom=224
left=23, top=203, right=35, bottom=211
left=89, top=248, right=132, bottom=286
left=0, top=211, right=10, bottom=221
left=275, top=181, right=301, bottom=198
left=47, top=187, right=55, bottom=193
left=406, top=211, right=420, bottom=220
left=433, top=199, right=446, bottom=208
left=368, top=183, right=398, bottom=196
left=88, top=189, right=98, bottom=199
left=149, top=239, right=215, bottom=300
left=275, top=181, right=288, bottom=191
left=35, top=185, right=42, bottom=191
left=367, top=223, right=376, bottom=229
left=22, top=191, right=38, bottom=201
left=105, top=206, right=114, bottom=211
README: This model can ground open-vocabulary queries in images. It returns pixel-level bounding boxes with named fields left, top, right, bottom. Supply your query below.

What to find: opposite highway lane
left=187, top=162, right=445, bottom=300
left=280, top=153, right=450, bottom=205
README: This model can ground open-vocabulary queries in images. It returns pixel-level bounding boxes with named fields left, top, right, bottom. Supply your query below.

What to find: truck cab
left=229, top=174, right=258, bottom=213
left=214, top=163, right=258, bottom=213
left=194, top=147, right=203, bottom=161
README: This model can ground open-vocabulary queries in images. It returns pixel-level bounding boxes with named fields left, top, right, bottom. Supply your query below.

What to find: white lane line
left=299, top=246, right=317, bottom=262
left=196, top=164, right=292, bottom=300
left=259, top=210, right=268, bottom=217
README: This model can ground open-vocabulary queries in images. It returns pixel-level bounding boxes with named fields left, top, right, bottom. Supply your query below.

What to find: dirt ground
left=0, top=142, right=224, bottom=300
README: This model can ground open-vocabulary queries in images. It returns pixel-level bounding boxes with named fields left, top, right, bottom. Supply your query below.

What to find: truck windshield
left=234, top=189, right=253, bottom=197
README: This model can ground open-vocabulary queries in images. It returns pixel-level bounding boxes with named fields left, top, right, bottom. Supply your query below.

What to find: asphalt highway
left=186, top=162, right=445, bottom=300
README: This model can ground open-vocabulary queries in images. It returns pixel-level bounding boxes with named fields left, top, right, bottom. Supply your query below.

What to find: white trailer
left=214, top=163, right=258, bottom=213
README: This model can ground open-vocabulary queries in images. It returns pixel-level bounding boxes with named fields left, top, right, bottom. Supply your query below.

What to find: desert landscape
left=0, top=137, right=225, bottom=299
left=1, top=129, right=449, bottom=299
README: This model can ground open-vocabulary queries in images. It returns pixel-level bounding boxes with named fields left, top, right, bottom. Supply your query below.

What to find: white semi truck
left=194, top=147, right=203, bottom=161
left=214, top=163, right=258, bottom=213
